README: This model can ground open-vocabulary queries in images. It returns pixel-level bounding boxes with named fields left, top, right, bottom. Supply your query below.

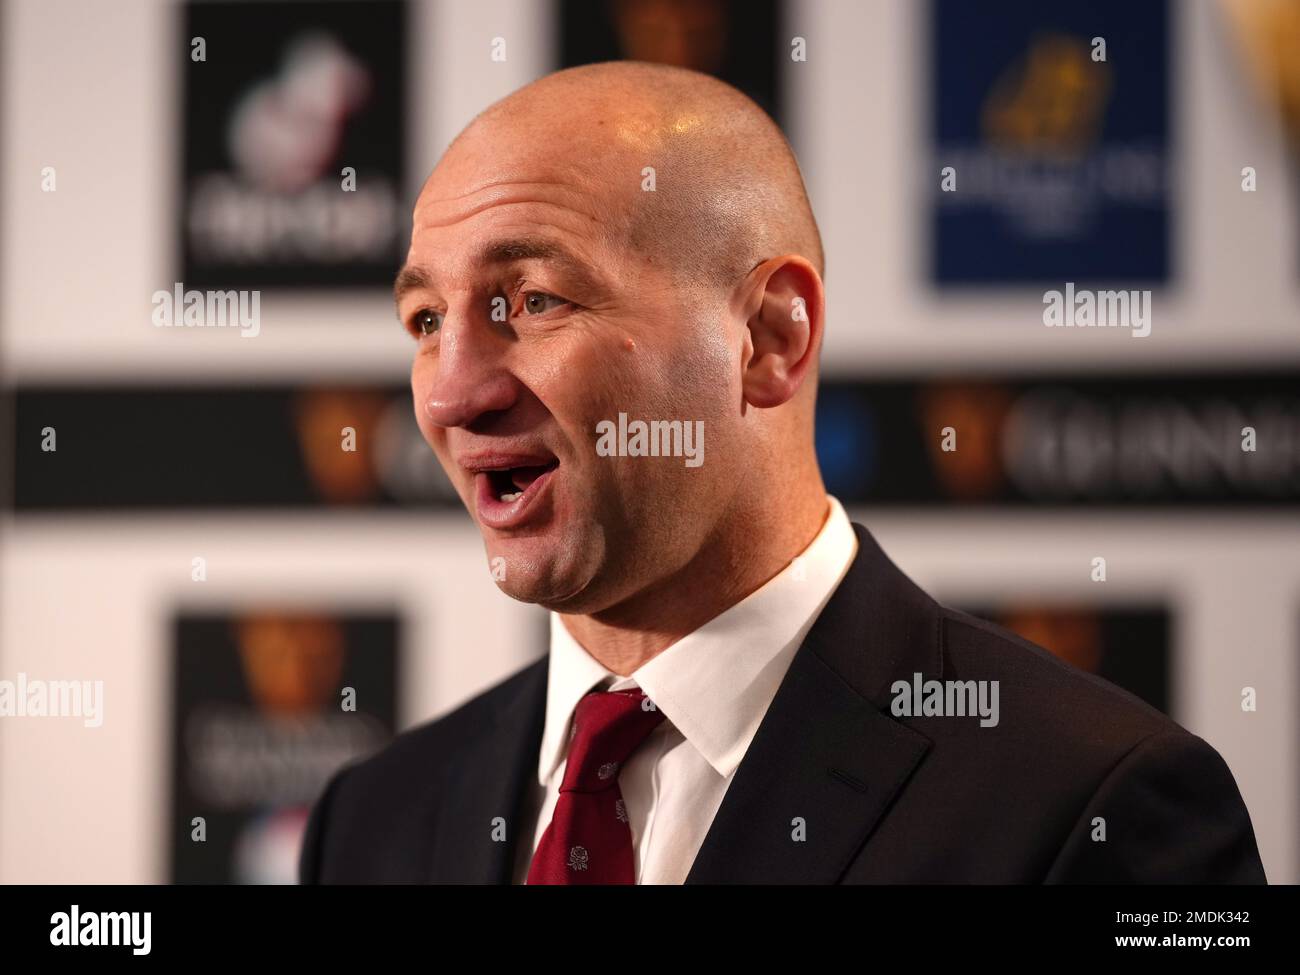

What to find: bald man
left=299, top=62, right=1265, bottom=884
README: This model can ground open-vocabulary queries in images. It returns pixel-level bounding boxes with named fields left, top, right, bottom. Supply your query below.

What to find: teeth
left=500, top=491, right=523, bottom=503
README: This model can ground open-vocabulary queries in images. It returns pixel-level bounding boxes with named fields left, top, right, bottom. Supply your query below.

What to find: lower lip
left=474, top=465, right=558, bottom=529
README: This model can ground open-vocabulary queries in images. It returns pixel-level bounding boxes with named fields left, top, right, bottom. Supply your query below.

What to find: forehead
left=420, top=118, right=640, bottom=231
left=408, top=164, right=639, bottom=290
left=397, top=101, right=690, bottom=301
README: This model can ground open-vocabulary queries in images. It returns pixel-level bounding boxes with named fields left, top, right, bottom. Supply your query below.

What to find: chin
left=481, top=530, right=585, bottom=607
left=492, top=570, right=591, bottom=610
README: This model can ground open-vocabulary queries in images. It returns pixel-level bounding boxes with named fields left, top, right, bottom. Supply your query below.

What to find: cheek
left=661, top=319, right=738, bottom=412
left=578, top=322, right=733, bottom=424
left=526, top=331, right=640, bottom=429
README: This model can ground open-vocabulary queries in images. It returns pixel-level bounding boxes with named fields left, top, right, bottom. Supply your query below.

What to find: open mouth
left=473, top=457, right=560, bottom=529
left=484, top=461, right=559, bottom=503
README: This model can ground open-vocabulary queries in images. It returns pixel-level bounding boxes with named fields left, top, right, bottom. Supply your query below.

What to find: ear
left=738, top=255, right=824, bottom=409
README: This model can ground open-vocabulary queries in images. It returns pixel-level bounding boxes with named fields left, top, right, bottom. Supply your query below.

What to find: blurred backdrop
left=1, top=0, right=1298, bottom=883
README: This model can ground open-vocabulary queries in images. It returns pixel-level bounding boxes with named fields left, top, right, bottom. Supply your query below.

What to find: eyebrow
left=393, top=236, right=596, bottom=306
left=393, top=265, right=434, bottom=305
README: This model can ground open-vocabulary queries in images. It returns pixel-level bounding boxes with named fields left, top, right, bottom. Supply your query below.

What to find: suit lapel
left=685, top=523, right=943, bottom=884
left=427, top=523, right=945, bottom=884
left=427, top=656, right=548, bottom=883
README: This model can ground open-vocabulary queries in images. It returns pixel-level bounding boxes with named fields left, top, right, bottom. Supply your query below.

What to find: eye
left=521, top=291, right=567, bottom=316
left=411, top=308, right=443, bottom=336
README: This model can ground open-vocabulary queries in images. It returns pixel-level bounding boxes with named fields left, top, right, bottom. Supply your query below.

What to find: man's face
left=396, top=124, right=744, bottom=613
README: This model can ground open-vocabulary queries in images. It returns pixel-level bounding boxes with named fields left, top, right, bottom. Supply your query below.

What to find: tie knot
left=561, top=687, right=665, bottom=793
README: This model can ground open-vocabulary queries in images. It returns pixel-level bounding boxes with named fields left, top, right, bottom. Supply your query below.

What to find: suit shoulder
left=938, top=605, right=1179, bottom=752
left=911, top=607, right=1257, bottom=872
left=331, top=655, right=545, bottom=794
left=300, top=655, right=546, bottom=883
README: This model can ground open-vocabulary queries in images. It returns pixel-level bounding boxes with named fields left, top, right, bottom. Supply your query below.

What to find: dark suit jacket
left=299, top=523, right=1267, bottom=883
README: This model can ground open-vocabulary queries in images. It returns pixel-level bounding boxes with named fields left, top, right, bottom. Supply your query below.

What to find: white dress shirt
left=513, top=494, right=859, bottom=884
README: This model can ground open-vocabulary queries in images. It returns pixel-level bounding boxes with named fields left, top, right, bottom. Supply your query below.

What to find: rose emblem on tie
left=567, top=846, right=589, bottom=871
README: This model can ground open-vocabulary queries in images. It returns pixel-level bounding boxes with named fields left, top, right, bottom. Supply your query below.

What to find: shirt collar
left=537, top=495, right=858, bottom=785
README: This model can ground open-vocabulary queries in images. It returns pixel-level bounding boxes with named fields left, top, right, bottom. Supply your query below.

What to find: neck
left=559, top=475, right=830, bottom=676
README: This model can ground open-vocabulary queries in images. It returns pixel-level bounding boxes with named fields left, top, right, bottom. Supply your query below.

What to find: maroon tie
left=526, top=687, right=666, bottom=884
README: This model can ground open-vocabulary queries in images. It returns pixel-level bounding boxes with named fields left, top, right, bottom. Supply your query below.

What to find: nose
left=418, top=309, right=519, bottom=429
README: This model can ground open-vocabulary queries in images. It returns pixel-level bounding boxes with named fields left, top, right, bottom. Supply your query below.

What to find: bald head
left=444, top=61, right=824, bottom=292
